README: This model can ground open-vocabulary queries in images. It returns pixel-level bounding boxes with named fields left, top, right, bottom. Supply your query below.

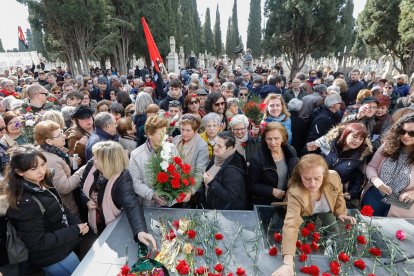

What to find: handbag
left=6, top=195, right=45, bottom=264
left=381, top=193, right=414, bottom=210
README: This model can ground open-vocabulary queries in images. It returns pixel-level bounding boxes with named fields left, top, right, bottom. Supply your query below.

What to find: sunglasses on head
left=398, top=128, right=414, bottom=137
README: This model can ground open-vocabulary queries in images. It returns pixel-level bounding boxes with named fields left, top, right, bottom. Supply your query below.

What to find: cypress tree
left=225, top=17, right=232, bottom=56
left=214, top=4, right=222, bottom=57
left=203, top=8, right=215, bottom=55
left=0, top=39, right=4, bottom=52
left=247, top=0, right=262, bottom=57
left=192, top=0, right=202, bottom=54
left=228, top=0, right=240, bottom=58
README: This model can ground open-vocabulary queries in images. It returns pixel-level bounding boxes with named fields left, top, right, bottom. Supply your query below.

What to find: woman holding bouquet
left=129, top=116, right=178, bottom=207
left=272, top=154, right=356, bottom=276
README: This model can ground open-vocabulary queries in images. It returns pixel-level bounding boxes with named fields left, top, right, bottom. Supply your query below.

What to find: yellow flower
left=183, top=243, right=193, bottom=255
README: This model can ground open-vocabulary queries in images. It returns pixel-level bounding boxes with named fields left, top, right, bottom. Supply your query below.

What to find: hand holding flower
left=338, top=214, right=356, bottom=225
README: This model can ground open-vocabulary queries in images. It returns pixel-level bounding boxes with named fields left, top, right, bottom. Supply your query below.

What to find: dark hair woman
left=1, top=145, right=88, bottom=275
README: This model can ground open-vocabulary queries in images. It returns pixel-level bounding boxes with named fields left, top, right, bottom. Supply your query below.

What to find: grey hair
left=61, top=106, right=76, bottom=122
left=201, top=112, right=221, bottom=127
left=135, top=92, right=154, bottom=115
left=1, top=79, right=13, bottom=88
left=26, top=84, right=47, bottom=98
left=229, top=114, right=249, bottom=128
left=94, top=112, right=114, bottom=129
left=221, top=81, right=236, bottom=91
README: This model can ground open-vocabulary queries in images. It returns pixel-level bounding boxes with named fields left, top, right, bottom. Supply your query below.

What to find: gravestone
left=166, top=36, right=179, bottom=74
left=179, top=46, right=185, bottom=69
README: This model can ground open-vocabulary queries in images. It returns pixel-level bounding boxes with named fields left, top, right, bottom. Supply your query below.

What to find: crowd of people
left=0, top=62, right=413, bottom=275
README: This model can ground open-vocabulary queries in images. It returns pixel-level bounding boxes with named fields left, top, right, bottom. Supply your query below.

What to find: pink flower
left=396, top=230, right=407, bottom=241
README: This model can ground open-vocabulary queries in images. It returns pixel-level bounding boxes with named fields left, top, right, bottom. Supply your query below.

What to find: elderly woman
left=42, top=110, right=65, bottom=129
left=202, top=131, right=247, bottom=210
left=364, top=113, right=414, bottom=218
left=307, top=123, right=373, bottom=208
left=272, top=154, right=356, bottom=276
left=134, top=92, right=154, bottom=135
left=173, top=114, right=209, bottom=202
left=65, top=105, right=94, bottom=166
left=248, top=122, right=298, bottom=206
left=0, top=111, right=26, bottom=148
left=117, top=117, right=137, bottom=155
left=34, top=120, right=85, bottom=217
left=80, top=141, right=156, bottom=248
left=129, top=116, right=178, bottom=207
left=229, top=114, right=260, bottom=163
left=200, top=112, right=221, bottom=160
left=262, top=93, right=292, bottom=144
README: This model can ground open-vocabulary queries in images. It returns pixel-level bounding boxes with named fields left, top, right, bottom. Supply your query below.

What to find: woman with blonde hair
left=272, top=154, right=356, bottom=276
left=42, top=110, right=65, bottom=129
left=80, top=140, right=156, bottom=248
left=262, top=93, right=292, bottom=144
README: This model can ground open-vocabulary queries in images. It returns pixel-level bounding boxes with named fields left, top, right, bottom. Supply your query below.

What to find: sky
left=0, top=0, right=367, bottom=51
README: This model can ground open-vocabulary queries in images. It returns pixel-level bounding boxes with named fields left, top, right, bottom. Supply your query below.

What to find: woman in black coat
left=80, top=141, right=156, bottom=248
left=248, top=122, right=299, bottom=205
left=203, top=131, right=247, bottom=210
left=2, top=145, right=87, bottom=275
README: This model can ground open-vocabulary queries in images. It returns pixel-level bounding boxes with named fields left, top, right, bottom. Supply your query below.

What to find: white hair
left=229, top=114, right=249, bottom=128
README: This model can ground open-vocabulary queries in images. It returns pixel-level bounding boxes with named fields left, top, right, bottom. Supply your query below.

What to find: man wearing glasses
left=0, top=80, right=19, bottom=98
left=21, top=84, right=60, bottom=115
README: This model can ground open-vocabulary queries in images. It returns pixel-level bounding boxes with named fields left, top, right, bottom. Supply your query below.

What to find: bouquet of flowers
left=241, top=95, right=267, bottom=126
left=20, top=112, right=39, bottom=144
left=147, top=137, right=195, bottom=206
left=158, top=110, right=180, bottom=137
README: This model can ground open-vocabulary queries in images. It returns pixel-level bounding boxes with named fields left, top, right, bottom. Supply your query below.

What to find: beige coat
left=40, top=149, right=85, bottom=217
left=281, top=170, right=347, bottom=255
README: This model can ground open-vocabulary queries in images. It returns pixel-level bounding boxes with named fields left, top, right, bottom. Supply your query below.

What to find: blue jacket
left=263, top=114, right=292, bottom=144
left=85, top=128, right=119, bottom=160
left=395, top=83, right=410, bottom=97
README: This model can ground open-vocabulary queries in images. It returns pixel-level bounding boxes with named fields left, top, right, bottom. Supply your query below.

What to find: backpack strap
left=31, top=195, right=45, bottom=215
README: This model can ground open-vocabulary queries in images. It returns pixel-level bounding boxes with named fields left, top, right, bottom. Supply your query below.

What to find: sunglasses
left=181, top=114, right=196, bottom=121
left=129, top=110, right=135, bottom=114
left=189, top=100, right=199, bottom=105
left=398, top=129, right=414, bottom=137
left=214, top=102, right=225, bottom=107
left=239, top=93, right=248, bottom=96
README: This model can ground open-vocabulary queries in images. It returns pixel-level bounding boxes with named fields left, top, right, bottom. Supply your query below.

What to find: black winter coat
left=345, top=80, right=366, bottom=106
left=80, top=160, right=147, bottom=239
left=204, top=151, right=247, bottom=210
left=248, top=143, right=299, bottom=205
left=5, top=181, right=80, bottom=268
left=159, top=95, right=184, bottom=111
left=290, top=111, right=309, bottom=156
left=306, top=106, right=342, bottom=143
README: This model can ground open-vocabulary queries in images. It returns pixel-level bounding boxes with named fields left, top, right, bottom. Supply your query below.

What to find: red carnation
left=240, top=142, right=247, bottom=148
left=120, top=264, right=130, bottom=275
left=182, top=163, right=191, bottom=174
left=300, top=243, right=311, bottom=254
left=166, top=229, right=176, bottom=240
left=311, top=241, right=319, bottom=251
left=187, top=229, right=196, bottom=239
left=301, top=227, right=310, bottom=237
left=330, top=260, right=341, bottom=275
left=368, top=274, right=376, bottom=276
left=189, top=177, right=195, bottom=186
left=195, top=247, right=204, bottom=256
left=195, top=266, right=208, bottom=275
left=273, top=232, right=283, bottom=242
left=172, top=220, right=179, bottom=230
left=268, top=246, right=278, bottom=256
left=157, top=172, right=169, bottom=183
left=354, top=259, right=366, bottom=270
left=312, top=232, right=320, bottom=242
left=215, top=233, right=224, bottom=240
left=176, top=192, right=186, bottom=203
left=26, top=106, right=32, bottom=112
left=306, top=222, right=315, bottom=232
left=338, top=251, right=350, bottom=263
left=322, top=273, right=332, bottom=276
left=170, top=121, right=176, bottom=127
left=369, top=247, right=382, bottom=257
left=357, top=235, right=367, bottom=245
left=171, top=178, right=181, bottom=189
left=167, top=164, right=176, bottom=173
left=361, top=205, right=374, bottom=217
left=176, top=259, right=190, bottom=275
left=299, top=254, right=308, bottom=262
left=173, top=156, right=183, bottom=165
left=296, top=240, right=302, bottom=248
left=227, top=273, right=234, bottom=276
left=259, top=103, right=267, bottom=112
left=214, top=263, right=224, bottom=272
left=182, top=179, right=189, bottom=186
left=236, top=267, right=246, bottom=276
left=215, top=247, right=223, bottom=256
left=345, top=224, right=352, bottom=231
left=300, top=265, right=320, bottom=275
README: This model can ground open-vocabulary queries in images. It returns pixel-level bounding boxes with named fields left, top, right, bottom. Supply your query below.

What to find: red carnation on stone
left=157, top=172, right=169, bottom=183
left=195, top=266, right=208, bottom=275
left=215, top=247, right=223, bottom=256
left=299, top=254, right=308, bottom=262
left=268, top=246, right=278, bottom=256
left=273, top=232, right=283, bottom=242
left=345, top=224, right=352, bottom=231
left=215, top=233, right=224, bottom=240
left=312, top=232, right=320, bottom=242
left=301, top=227, right=310, bottom=237
left=166, top=229, right=176, bottom=240
left=338, top=251, right=350, bottom=263
left=172, top=220, right=179, bottom=230
left=296, top=240, right=302, bottom=248
left=369, top=247, right=382, bottom=257
left=361, top=205, right=374, bottom=217
left=300, top=243, right=311, bottom=254
left=214, top=263, right=224, bottom=272
left=330, top=260, right=341, bottom=275
left=187, top=229, right=196, bottom=239
left=176, top=259, right=190, bottom=275
left=300, top=265, right=320, bottom=275
left=195, top=247, right=204, bottom=256
left=120, top=264, right=130, bottom=275
left=236, top=267, right=246, bottom=276
left=311, top=241, right=319, bottom=251
left=354, top=259, right=366, bottom=270
left=306, top=222, right=315, bottom=232
left=357, top=235, right=367, bottom=245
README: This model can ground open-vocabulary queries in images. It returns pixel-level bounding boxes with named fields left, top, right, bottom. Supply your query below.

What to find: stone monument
left=166, top=36, right=179, bottom=74
left=179, top=46, right=185, bottom=69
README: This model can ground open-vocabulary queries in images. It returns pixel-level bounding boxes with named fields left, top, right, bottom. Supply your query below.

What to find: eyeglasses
left=239, top=93, right=248, bottom=97
left=40, top=92, right=48, bottom=96
left=0, top=127, right=6, bottom=132
left=169, top=100, right=181, bottom=107
left=214, top=101, right=225, bottom=107
left=129, top=110, right=135, bottom=114
left=51, top=130, right=65, bottom=139
left=181, top=114, right=196, bottom=121
left=233, top=127, right=246, bottom=132
left=385, top=86, right=393, bottom=89
left=398, top=129, right=414, bottom=137
left=189, top=100, right=199, bottom=105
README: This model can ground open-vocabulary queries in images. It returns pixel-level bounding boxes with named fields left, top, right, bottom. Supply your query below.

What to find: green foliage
left=226, top=0, right=241, bottom=59
left=192, top=0, right=202, bottom=54
left=0, top=39, right=4, bottom=52
left=247, top=0, right=262, bottom=57
left=225, top=17, right=232, bottom=57
left=202, top=8, right=215, bottom=55
left=399, top=0, right=414, bottom=46
left=263, top=0, right=347, bottom=77
left=214, top=4, right=223, bottom=57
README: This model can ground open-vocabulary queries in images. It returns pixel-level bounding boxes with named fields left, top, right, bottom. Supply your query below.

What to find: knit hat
left=288, top=98, right=303, bottom=112
left=324, top=94, right=342, bottom=107
left=327, top=85, right=340, bottom=95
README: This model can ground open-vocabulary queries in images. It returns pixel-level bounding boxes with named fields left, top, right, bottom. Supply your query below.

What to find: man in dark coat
left=345, top=69, right=366, bottom=106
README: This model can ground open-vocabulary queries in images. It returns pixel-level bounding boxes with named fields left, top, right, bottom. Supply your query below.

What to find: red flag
left=141, top=17, right=163, bottom=73
left=18, top=26, right=29, bottom=49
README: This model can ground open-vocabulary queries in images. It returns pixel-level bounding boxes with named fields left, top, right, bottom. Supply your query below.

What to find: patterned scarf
left=379, top=151, right=411, bottom=194
left=40, top=143, right=70, bottom=166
